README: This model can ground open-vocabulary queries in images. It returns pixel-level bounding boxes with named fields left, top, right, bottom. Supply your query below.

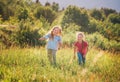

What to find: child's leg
left=47, top=49, right=53, bottom=64
left=82, top=56, right=86, bottom=64
left=77, top=52, right=83, bottom=65
left=52, top=50, right=57, bottom=65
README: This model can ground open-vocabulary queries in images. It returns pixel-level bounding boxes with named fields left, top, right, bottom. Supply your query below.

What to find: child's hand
left=83, top=55, right=86, bottom=58
left=39, top=37, right=45, bottom=40
left=39, top=38, right=42, bottom=40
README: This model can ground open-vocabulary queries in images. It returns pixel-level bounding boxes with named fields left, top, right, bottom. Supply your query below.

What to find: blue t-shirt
left=44, top=34, right=62, bottom=50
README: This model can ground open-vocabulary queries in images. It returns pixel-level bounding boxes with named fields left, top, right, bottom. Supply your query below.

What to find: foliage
left=107, top=13, right=120, bottom=24
left=88, top=19, right=98, bottom=33
left=45, top=2, right=59, bottom=12
left=0, top=48, right=120, bottom=82
left=95, top=21, right=120, bottom=42
left=52, top=2, right=59, bottom=12
left=101, top=8, right=117, bottom=17
left=0, top=1, right=120, bottom=81
left=61, top=6, right=89, bottom=30
left=86, top=32, right=120, bottom=52
left=34, top=6, right=56, bottom=24
left=90, top=9, right=104, bottom=21
left=62, top=23, right=80, bottom=47
left=0, top=19, right=47, bottom=48
left=0, top=0, right=119, bottom=52
left=18, top=8, right=29, bottom=21
left=0, top=1, right=14, bottom=20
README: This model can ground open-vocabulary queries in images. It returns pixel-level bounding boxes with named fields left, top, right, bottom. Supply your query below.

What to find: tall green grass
left=0, top=47, right=120, bottom=82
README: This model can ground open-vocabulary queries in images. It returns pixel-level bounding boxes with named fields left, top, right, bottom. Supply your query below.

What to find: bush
left=90, top=9, right=104, bottom=21
left=18, top=8, right=29, bottom=21
left=61, top=6, right=89, bottom=30
left=0, top=19, right=47, bottom=48
left=34, top=6, right=56, bottom=24
left=107, top=14, right=120, bottom=24
left=101, top=8, right=117, bottom=17
left=88, top=19, right=98, bottom=33
left=86, top=32, right=120, bottom=53
left=13, top=20, right=46, bottom=47
left=62, top=23, right=80, bottom=47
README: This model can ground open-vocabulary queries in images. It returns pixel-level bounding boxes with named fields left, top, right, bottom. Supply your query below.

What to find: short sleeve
left=84, top=41, right=88, bottom=48
left=83, top=41, right=88, bottom=55
left=43, top=34, right=50, bottom=39
left=74, top=42, right=77, bottom=46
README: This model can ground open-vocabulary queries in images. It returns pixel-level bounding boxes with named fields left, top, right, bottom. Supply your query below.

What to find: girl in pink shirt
left=74, top=32, right=88, bottom=65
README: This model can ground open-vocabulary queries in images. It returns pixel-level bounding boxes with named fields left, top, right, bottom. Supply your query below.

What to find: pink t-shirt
left=74, top=41, right=88, bottom=55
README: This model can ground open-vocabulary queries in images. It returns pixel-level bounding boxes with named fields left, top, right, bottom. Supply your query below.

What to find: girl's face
left=77, top=34, right=83, bottom=41
left=53, top=28, right=60, bottom=35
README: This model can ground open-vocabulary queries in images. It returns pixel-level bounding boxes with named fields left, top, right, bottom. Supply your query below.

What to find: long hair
left=76, top=32, right=85, bottom=41
left=48, top=26, right=62, bottom=40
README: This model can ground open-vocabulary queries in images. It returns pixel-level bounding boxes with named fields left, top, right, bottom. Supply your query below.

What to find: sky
left=38, top=0, right=120, bottom=12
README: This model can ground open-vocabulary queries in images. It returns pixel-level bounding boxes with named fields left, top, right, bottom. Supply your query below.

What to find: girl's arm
left=39, top=37, right=46, bottom=40
left=82, top=42, right=88, bottom=58
left=39, top=34, right=50, bottom=41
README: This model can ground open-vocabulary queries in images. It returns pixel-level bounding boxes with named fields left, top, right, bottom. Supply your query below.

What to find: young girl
left=39, top=26, right=62, bottom=65
left=74, top=32, right=88, bottom=65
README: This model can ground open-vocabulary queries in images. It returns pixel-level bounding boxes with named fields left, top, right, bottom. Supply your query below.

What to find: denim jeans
left=47, top=49, right=57, bottom=65
left=77, top=52, right=85, bottom=65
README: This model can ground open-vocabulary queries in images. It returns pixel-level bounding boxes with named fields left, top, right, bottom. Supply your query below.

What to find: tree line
left=0, top=0, right=120, bottom=53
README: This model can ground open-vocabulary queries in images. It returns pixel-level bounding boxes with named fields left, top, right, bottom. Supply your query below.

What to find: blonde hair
left=76, top=32, right=85, bottom=41
left=47, top=25, right=62, bottom=39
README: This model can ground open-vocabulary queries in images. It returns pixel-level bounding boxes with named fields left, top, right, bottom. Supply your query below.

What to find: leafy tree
left=61, top=6, right=89, bottom=30
left=36, top=0, right=39, bottom=3
left=13, top=20, right=45, bottom=47
left=52, top=2, right=59, bottom=12
left=88, top=19, right=98, bottom=33
left=18, top=8, right=29, bottom=21
left=95, top=21, right=120, bottom=41
left=107, top=14, right=120, bottom=24
left=101, top=8, right=117, bottom=17
left=0, top=0, right=14, bottom=20
left=90, top=9, right=103, bottom=21
left=45, top=2, right=51, bottom=6
left=0, top=2, right=5, bottom=20
left=45, top=2, right=59, bottom=12
left=34, top=6, right=56, bottom=24
left=104, top=23, right=120, bottom=41
left=0, top=0, right=31, bottom=20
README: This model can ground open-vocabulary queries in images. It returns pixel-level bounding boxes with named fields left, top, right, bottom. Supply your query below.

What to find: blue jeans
left=77, top=52, right=85, bottom=65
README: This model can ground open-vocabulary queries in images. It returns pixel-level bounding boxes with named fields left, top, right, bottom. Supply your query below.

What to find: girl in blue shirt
left=39, top=26, right=62, bottom=65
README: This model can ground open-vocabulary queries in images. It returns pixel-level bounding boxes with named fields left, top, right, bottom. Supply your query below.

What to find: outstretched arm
left=39, top=37, right=46, bottom=40
left=39, top=34, right=50, bottom=41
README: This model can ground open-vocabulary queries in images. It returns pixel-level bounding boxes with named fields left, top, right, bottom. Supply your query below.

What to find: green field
left=0, top=0, right=120, bottom=82
left=0, top=47, right=120, bottom=82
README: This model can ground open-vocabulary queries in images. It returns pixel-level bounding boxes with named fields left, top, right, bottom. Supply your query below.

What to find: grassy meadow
left=0, top=1, right=120, bottom=82
left=0, top=47, right=120, bottom=82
